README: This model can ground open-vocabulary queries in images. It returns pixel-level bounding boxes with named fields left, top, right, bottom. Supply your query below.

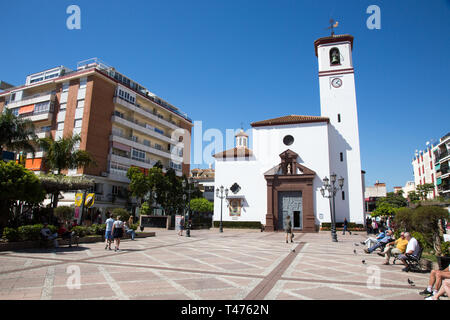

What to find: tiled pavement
left=0, top=229, right=438, bottom=300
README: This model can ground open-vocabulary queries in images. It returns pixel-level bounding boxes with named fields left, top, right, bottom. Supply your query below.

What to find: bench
left=39, top=233, right=79, bottom=248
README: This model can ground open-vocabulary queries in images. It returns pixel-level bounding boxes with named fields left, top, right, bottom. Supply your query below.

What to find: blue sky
left=1, top=0, right=449, bottom=191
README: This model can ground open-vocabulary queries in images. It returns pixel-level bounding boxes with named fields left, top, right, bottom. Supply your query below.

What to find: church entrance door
left=277, top=191, right=302, bottom=231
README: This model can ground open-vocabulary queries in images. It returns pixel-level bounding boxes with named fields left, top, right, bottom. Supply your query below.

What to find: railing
left=437, top=151, right=449, bottom=162
left=112, top=112, right=174, bottom=141
left=5, top=91, right=55, bottom=106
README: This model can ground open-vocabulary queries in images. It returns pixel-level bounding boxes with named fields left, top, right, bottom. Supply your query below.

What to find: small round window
left=283, top=135, right=294, bottom=146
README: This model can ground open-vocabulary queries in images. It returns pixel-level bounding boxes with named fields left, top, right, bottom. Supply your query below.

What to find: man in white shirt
left=104, top=213, right=115, bottom=250
left=398, top=232, right=421, bottom=272
left=41, top=223, right=59, bottom=248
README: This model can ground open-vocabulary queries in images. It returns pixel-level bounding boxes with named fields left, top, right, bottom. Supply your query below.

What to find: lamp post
left=182, top=177, right=198, bottom=237
left=215, top=185, right=228, bottom=233
left=320, top=173, right=344, bottom=242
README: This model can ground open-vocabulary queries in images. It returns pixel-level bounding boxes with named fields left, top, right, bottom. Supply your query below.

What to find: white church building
left=213, top=34, right=365, bottom=232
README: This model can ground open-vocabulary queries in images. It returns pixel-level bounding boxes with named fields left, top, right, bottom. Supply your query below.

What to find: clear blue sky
left=1, top=0, right=449, bottom=191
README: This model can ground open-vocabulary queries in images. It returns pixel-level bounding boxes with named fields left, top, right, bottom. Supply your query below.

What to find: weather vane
left=326, top=19, right=339, bottom=36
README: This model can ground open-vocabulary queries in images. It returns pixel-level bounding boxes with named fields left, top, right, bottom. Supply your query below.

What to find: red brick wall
left=80, top=75, right=116, bottom=176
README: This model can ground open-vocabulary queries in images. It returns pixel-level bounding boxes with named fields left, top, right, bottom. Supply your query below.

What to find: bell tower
left=315, top=34, right=364, bottom=224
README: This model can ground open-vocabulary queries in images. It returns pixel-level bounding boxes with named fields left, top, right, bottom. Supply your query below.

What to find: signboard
left=229, top=199, right=241, bottom=217
left=75, top=193, right=83, bottom=207
left=74, top=207, right=80, bottom=219
left=85, top=193, right=95, bottom=208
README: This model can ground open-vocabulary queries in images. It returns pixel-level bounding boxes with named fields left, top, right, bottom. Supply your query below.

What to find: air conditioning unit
left=101, top=172, right=108, bottom=177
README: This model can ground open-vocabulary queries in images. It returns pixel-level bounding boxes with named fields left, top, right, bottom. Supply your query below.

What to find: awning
left=226, top=195, right=245, bottom=199
left=19, top=104, right=35, bottom=114
left=112, top=141, right=131, bottom=152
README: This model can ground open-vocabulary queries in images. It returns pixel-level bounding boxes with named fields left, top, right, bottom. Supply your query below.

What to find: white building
left=412, top=144, right=438, bottom=199
left=433, top=133, right=450, bottom=199
left=402, top=181, right=416, bottom=199
left=213, top=34, right=365, bottom=231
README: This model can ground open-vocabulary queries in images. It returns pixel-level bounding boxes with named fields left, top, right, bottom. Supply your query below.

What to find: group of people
left=365, top=216, right=392, bottom=235
left=361, top=226, right=450, bottom=300
left=40, top=220, right=78, bottom=248
left=104, top=213, right=136, bottom=252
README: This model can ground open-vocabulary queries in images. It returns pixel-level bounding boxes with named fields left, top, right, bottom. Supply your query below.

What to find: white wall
left=213, top=122, right=333, bottom=226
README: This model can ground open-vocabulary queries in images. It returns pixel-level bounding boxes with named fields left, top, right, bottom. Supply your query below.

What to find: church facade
left=213, top=34, right=365, bottom=231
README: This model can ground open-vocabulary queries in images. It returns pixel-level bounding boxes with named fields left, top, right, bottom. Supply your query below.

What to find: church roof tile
left=251, top=115, right=329, bottom=127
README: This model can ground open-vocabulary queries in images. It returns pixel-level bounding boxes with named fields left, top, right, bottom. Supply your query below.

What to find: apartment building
left=190, top=166, right=215, bottom=202
left=433, top=133, right=450, bottom=199
left=412, top=143, right=438, bottom=199
left=0, top=58, right=193, bottom=214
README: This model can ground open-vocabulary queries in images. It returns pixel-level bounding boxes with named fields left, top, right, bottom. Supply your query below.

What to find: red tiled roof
left=213, top=147, right=253, bottom=159
left=251, top=115, right=329, bottom=127
left=314, top=34, right=354, bottom=56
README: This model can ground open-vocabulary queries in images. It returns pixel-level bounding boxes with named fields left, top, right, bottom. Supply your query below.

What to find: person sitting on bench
left=364, top=229, right=393, bottom=254
left=57, top=223, right=76, bottom=247
left=397, top=232, right=420, bottom=272
left=41, top=223, right=59, bottom=248
left=377, top=231, right=408, bottom=265
left=361, top=229, right=386, bottom=248
left=419, top=266, right=450, bottom=298
left=124, top=222, right=136, bottom=240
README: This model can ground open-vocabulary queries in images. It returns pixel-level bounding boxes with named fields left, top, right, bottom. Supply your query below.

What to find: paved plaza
left=0, top=229, right=437, bottom=300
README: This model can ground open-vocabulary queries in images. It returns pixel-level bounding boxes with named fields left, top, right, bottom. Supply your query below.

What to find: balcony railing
left=436, top=150, right=449, bottom=162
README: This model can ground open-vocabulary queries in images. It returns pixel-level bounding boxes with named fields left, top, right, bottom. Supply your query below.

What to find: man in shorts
left=104, top=212, right=114, bottom=250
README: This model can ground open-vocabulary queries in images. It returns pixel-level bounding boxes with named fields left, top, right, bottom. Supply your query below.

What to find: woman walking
left=285, top=215, right=294, bottom=243
left=111, top=215, right=125, bottom=252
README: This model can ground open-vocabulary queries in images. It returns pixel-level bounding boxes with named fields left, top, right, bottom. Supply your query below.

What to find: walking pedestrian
left=285, top=215, right=293, bottom=243
left=178, top=215, right=185, bottom=236
left=111, top=215, right=125, bottom=252
left=342, top=218, right=352, bottom=235
left=104, top=212, right=114, bottom=250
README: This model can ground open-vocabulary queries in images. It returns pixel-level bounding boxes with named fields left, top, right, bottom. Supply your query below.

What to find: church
left=213, top=34, right=365, bottom=231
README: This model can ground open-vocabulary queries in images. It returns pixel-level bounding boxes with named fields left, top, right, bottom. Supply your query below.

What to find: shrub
left=89, top=223, right=106, bottom=235
left=442, top=241, right=450, bottom=257
left=53, top=206, right=74, bottom=222
left=2, top=227, right=20, bottom=242
left=111, top=208, right=131, bottom=223
left=213, top=221, right=261, bottom=229
left=71, top=226, right=91, bottom=237
left=130, top=223, right=139, bottom=231
left=17, top=224, right=57, bottom=241
left=394, top=207, right=414, bottom=231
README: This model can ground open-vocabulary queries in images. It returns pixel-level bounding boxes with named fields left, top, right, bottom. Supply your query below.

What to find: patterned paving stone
left=0, top=229, right=439, bottom=300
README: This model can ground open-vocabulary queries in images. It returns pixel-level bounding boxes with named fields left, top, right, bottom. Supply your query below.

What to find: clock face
left=331, top=78, right=342, bottom=88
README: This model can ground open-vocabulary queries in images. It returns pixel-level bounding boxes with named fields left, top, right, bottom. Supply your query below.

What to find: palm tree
left=0, top=109, right=37, bottom=161
left=38, top=134, right=96, bottom=207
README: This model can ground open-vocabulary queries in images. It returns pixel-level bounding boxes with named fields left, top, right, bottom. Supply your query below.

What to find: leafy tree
left=376, top=192, right=407, bottom=209
left=416, top=183, right=435, bottom=200
left=111, top=208, right=131, bottom=223
left=372, top=202, right=397, bottom=217
left=127, top=167, right=149, bottom=203
left=53, top=206, right=74, bottom=222
left=412, top=206, right=448, bottom=256
left=190, top=198, right=213, bottom=213
left=393, top=207, right=414, bottom=231
left=408, top=190, right=420, bottom=202
left=38, top=134, right=95, bottom=207
left=0, top=108, right=37, bottom=160
left=0, top=161, right=45, bottom=229
left=164, top=168, right=184, bottom=215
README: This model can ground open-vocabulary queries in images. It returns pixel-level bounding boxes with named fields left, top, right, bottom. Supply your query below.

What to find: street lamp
left=215, top=185, right=228, bottom=233
left=320, top=173, right=344, bottom=242
left=182, top=178, right=198, bottom=237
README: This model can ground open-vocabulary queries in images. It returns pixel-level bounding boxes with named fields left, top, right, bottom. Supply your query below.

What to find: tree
left=408, top=190, right=420, bottom=202
left=0, top=109, right=37, bottom=160
left=38, top=134, right=95, bottom=207
left=0, top=161, right=45, bottom=228
left=376, top=192, right=408, bottom=209
left=372, top=202, right=397, bottom=217
left=416, top=183, right=435, bottom=200
left=412, top=206, right=448, bottom=256
left=190, top=198, right=213, bottom=213
left=53, top=206, right=74, bottom=222
left=111, top=208, right=131, bottom=223
left=127, top=167, right=149, bottom=204
left=393, top=207, right=414, bottom=231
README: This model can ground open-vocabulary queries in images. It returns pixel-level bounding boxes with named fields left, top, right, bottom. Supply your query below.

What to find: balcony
left=6, top=92, right=55, bottom=109
left=436, top=150, right=449, bottom=163
left=20, top=109, right=53, bottom=123
left=110, top=132, right=182, bottom=163
left=113, top=96, right=183, bottom=132
left=111, top=114, right=180, bottom=146
left=109, top=152, right=182, bottom=176
left=36, top=131, right=52, bottom=139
